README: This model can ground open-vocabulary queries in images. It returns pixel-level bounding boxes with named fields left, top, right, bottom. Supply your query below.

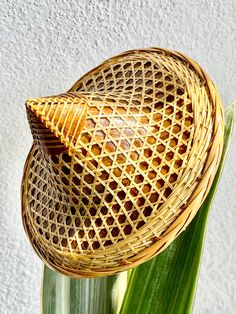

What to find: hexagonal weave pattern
left=21, top=48, right=224, bottom=277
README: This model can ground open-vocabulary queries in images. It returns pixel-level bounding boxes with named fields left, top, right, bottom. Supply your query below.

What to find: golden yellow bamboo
left=21, top=47, right=224, bottom=278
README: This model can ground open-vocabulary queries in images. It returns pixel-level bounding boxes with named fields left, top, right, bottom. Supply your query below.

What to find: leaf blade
left=42, top=266, right=127, bottom=314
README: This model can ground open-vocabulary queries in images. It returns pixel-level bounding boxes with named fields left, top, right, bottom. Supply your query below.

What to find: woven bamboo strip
left=21, top=47, right=223, bottom=277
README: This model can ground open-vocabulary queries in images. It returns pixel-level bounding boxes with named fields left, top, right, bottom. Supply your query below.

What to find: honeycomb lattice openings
left=22, top=48, right=224, bottom=277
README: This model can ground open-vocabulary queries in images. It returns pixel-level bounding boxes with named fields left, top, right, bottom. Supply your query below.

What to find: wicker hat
left=21, top=48, right=224, bottom=278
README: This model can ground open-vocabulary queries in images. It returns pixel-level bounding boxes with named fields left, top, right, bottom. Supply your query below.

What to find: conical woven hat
left=22, top=48, right=224, bottom=278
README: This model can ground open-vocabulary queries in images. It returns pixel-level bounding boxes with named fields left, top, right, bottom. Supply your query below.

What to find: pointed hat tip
left=25, top=93, right=88, bottom=155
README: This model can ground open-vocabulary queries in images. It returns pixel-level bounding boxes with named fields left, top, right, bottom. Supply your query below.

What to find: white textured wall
left=0, top=1, right=235, bottom=313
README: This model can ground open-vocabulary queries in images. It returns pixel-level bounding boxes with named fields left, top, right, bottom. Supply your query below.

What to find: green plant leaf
left=42, top=265, right=127, bottom=314
left=119, top=104, right=235, bottom=314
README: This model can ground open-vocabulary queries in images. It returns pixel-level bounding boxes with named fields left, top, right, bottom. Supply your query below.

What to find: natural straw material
left=21, top=48, right=224, bottom=278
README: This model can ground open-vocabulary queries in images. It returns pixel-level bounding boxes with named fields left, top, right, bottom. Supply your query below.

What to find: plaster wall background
left=0, top=1, right=235, bottom=313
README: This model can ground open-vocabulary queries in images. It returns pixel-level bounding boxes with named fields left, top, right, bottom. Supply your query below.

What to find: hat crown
left=25, top=93, right=88, bottom=155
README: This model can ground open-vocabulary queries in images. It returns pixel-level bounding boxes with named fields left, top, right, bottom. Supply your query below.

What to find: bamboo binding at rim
left=21, top=47, right=224, bottom=278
